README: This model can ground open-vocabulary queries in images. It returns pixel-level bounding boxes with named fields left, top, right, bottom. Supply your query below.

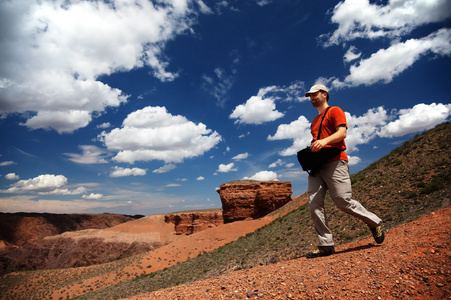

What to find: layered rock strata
left=217, top=180, right=293, bottom=223
left=164, top=210, right=223, bottom=235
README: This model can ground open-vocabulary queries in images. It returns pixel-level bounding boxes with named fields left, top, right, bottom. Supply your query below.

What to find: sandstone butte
left=218, top=180, right=293, bottom=223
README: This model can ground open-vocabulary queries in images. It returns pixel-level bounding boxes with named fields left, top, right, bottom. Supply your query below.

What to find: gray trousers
left=308, top=160, right=382, bottom=246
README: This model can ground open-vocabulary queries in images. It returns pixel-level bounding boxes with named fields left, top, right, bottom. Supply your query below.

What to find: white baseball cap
left=305, top=84, right=329, bottom=99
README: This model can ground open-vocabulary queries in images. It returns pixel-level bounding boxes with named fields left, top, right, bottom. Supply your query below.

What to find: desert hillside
left=0, top=212, right=141, bottom=248
left=0, top=122, right=449, bottom=300
left=129, top=206, right=451, bottom=299
left=1, top=208, right=227, bottom=275
left=1, top=181, right=291, bottom=275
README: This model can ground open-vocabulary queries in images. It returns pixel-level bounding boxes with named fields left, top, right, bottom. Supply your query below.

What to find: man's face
left=309, top=91, right=327, bottom=107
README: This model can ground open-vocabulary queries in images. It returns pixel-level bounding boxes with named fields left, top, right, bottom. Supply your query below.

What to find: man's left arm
left=310, top=125, right=346, bottom=152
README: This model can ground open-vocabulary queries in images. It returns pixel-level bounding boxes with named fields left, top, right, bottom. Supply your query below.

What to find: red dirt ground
left=127, top=206, right=451, bottom=300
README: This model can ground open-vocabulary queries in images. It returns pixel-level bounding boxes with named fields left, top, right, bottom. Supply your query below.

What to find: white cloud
left=39, top=186, right=87, bottom=196
left=202, top=61, right=238, bottom=107
left=378, top=103, right=451, bottom=137
left=267, top=115, right=311, bottom=156
left=230, top=82, right=306, bottom=125
left=2, top=174, right=86, bottom=195
left=202, top=58, right=240, bottom=107
left=320, top=1, right=451, bottom=89
left=0, top=195, right=125, bottom=214
left=65, top=145, right=109, bottom=164
left=82, top=193, right=104, bottom=200
left=97, top=122, right=111, bottom=129
left=164, top=183, right=182, bottom=188
left=272, top=80, right=306, bottom=102
left=5, top=173, right=20, bottom=180
left=343, top=46, right=361, bottom=63
left=110, top=166, right=147, bottom=177
left=347, top=155, right=361, bottom=166
left=230, top=94, right=284, bottom=125
left=0, top=0, right=202, bottom=133
left=196, top=176, right=205, bottom=181
left=238, top=132, right=250, bottom=139
left=345, top=106, right=388, bottom=152
left=153, top=164, right=177, bottom=174
left=216, top=163, right=237, bottom=173
left=232, top=152, right=249, bottom=160
left=244, top=170, right=278, bottom=181
left=22, top=110, right=93, bottom=134
left=269, top=159, right=295, bottom=169
left=197, top=0, right=213, bottom=14
left=0, top=188, right=190, bottom=214
left=256, top=0, right=272, bottom=7
left=6, top=174, right=67, bottom=193
left=269, top=159, right=283, bottom=168
left=323, top=0, right=451, bottom=46
left=333, top=28, right=451, bottom=87
left=100, top=106, right=222, bottom=164
left=0, top=161, right=16, bottom=166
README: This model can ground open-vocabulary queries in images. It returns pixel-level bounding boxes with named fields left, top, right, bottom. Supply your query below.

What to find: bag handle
left=315, top=106, right=332, bottom=141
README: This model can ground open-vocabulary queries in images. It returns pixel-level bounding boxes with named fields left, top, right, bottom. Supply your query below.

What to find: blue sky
left=1, top=0, right=450, bottom=215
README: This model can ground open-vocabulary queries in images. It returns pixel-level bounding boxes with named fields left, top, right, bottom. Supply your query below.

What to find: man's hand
left=310, top=126, right=347, bottom=152
left=310, top=140, right=327, bottom=152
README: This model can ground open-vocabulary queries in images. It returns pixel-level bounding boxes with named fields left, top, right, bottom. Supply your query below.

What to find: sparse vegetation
left=0, top=122, right=449, bottom=300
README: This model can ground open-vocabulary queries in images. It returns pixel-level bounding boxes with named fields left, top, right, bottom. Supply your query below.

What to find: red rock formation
left=217, top=180, right=293, bottom=223
left=164, top=210, right=223, bottom=235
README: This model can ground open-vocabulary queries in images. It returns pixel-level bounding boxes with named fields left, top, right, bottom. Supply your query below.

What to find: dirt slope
left=0, top=200, right=449, bottom=299
left=130, top=206, right=451, bottom=300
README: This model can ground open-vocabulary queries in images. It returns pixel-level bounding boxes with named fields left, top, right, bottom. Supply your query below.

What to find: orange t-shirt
left=310, top=106, right=348, bottom=162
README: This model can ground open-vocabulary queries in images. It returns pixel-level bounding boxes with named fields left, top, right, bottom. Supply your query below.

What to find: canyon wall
left=164, top=210, right=223, bottom=235
left=217, top=180, right=293, bottom=223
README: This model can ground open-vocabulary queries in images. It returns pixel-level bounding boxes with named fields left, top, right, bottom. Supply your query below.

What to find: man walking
left=304, top=84, right=384, bottom=258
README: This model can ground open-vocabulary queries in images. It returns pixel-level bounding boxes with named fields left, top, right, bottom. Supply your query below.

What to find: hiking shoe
left=370, top=225, right=385, bottom=244
left=306, top=246, right=335, bottom=259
